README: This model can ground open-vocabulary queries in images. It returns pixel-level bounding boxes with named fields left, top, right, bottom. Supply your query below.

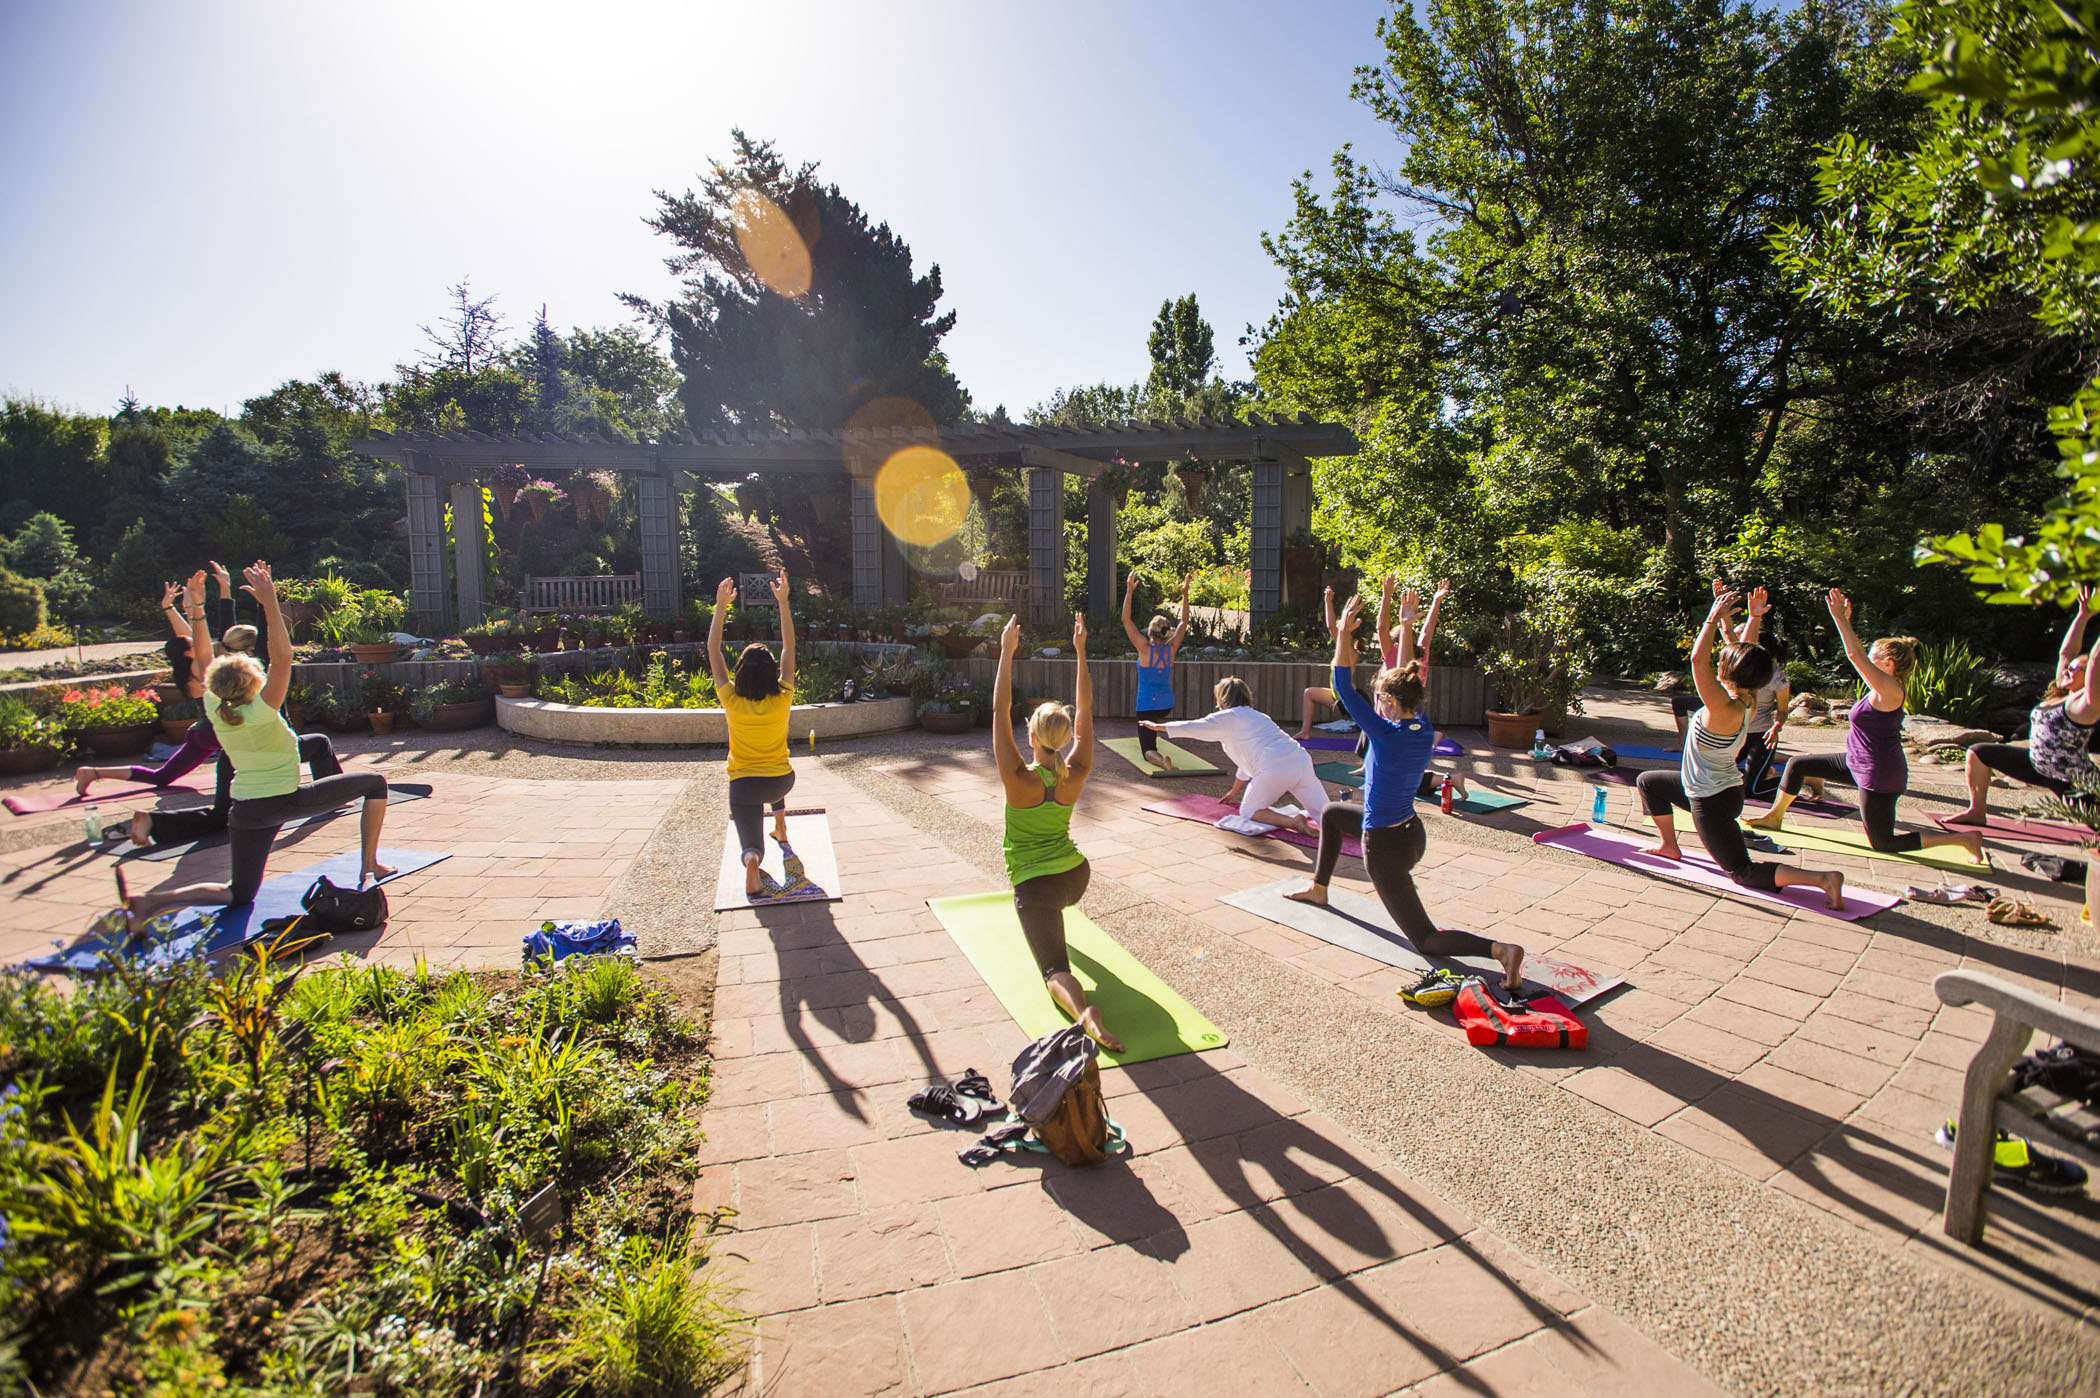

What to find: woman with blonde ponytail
left=993, top=611, right=1119, bottom=1053
left=1750, top=589, right=1984, bottom=861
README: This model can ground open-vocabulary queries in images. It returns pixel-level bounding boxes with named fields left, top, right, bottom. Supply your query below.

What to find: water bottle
left=1530, top=728, right=1551, bottom=761
left=1440, top=775, right=1454, bottom=815
left=83, top=811, right=103, bottom=843
left=1591, top=785, right=1608, bottom=825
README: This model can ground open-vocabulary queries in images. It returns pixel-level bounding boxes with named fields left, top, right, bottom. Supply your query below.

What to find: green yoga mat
left=1312, top=763, right=1530, bottom=814
left=927, top=892, right=1228, bottom=1066
left=1100, top=736, right=1219, bottom=777
left=1740, top=820, right=1989, bottom=874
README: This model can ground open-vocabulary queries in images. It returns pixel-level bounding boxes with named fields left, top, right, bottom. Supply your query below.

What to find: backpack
left=1032, top=1059, right=1112, bottom=1166
left=301, top=875, right=388, bottom=933
left=1453, top=977, right=1587, bottom=1049
left=957, top=1025, right=1128, bottom=1168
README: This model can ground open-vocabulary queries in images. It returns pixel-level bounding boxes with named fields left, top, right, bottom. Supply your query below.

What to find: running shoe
left=1400, top=967, right=1467, bottom=1008
left=1934, top=1120, right=2090, bottom=1195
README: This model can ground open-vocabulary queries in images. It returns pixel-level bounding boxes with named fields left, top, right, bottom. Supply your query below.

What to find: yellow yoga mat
left=1099, top=736, right=1220, bottom=777
left=926, top=892, right=1228, bottom=1066
left=1742, top=819, right=1992, bottom=874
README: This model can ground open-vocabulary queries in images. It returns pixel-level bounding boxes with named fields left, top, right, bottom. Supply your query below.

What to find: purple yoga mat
left=1930, top=812, right=2090, bottom=847
left=5, top=769, right=214, bottom=815
left=1300, top=734, right=1463, bottom=756
left=1144, top=793, right=1362, bottom=859
left=1531, top=822, right=1902, bottom=922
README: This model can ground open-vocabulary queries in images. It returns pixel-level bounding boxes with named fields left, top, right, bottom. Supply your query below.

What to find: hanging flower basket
left=1176, top=461, right=1212, bottom=506
left=492, top=485, right=517, bottom=521
left=969, top=474, right=997, bottom=510
left=735, top=480, right=764, bottom=521
left=520, top=481, right=560, bottom=522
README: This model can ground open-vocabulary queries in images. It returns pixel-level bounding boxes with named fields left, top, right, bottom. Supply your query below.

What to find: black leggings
left=729, top=771, right=796, bottom=859
left=1635, top=771, right=1779, bottom=891
left=1967, top=743, right=2079, bottom=798
left=1309, top=805, right=1494, bottom=958
left=1136, top=708, right=1172, bottom=756
left=1778, top=752, right=1920, bottom=852
left=1014, top=859, right=1090, bottom=976
left=149, top=735, right=343, bottom=845
left=1741, top=728, right=1779, bottom=799
left=226, top=771, right=390, bottom=903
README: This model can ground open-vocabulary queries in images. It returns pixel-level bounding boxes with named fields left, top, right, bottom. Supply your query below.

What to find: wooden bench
left=521, top=574, right=642, bottom=615
left=929, top=570, right=1033, bottom=613
left=1933, top=969, right=2100, bottom=1243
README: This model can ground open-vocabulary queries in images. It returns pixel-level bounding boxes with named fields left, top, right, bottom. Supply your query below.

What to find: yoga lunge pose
left=1637, top=592, right=1846, bottom=909
left=1124, top=570, right=1191, bottom=768
left=1949, top=587, right=2100, bottom=824
left=994, top=612, right=1120, bottom=1051
left=122, top=562, right=393, bottom=927
left=74, top=566, right=256, bottom=798
left=1146, top=677, right=1329, bottom=835
left=1748, top=590, right=1984, bottom=862
left=1670, top=582, right=1790, bottom=797
left=710, top=572, right=797, bottom=897
left=1286, top=593, right=1526, bottom=992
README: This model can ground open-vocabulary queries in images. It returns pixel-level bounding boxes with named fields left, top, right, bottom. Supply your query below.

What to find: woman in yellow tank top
left=709, top=571, right=796, bottom=897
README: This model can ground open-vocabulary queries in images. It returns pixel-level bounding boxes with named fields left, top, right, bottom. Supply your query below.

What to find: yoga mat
left=1531, top=822, right=1900, bottom=922
left=927, top=891, right=1227, bottom=1065
left=713, top=810, right=842, bottom=910
left=27, top=848, right=451, bottom=974
left=1220, top=878, right=1623, bottom=1005
left=1144, top=792, right=1360, bottom=859
left=1931, top=812, right=2091, bottom=847
left=1100, top=736, right=1220, bottom=777
left=1738, top=819, right=1992, bottom=874
left=1298, top=734, right=1359, bottom=752
left=1310, top=763, right=1529, bottom=815
left=1614, top=744, right=1682, bottom=761
left=92, top=784, right=433, bottom=861
left=5, top=768, right=215, bottom=816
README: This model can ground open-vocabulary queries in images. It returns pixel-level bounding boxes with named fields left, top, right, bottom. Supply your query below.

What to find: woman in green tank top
left=993, top=612, right=1120, bottom=1053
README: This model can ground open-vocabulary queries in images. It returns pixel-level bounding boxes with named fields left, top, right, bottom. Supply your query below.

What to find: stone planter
left=347, top=643, right=401, bottom=665
left=69, top=723, right=156, bottom=758
left=1485, top=709, right=1541, bottom=749
left=920, top=710, right=974, bottom=734
left=0, top=747, right=62, bottom=776
left=466, top=634, right=525, bottom=656
left=420, top=699, right=494, bottom=732
left=152, top=682, right=186, bottom=706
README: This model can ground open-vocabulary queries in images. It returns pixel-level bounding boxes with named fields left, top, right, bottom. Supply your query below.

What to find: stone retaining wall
left=496, top=694, right=916, bottom=746
left=944, top=657, right=1490, bottom=728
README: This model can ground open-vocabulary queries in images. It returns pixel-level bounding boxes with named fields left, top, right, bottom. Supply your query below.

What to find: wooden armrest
left=1935, top=970, right=2100, bottom=1054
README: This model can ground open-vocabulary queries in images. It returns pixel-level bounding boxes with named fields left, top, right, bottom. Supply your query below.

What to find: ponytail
left=206, top=655, right=264, bottom=727
left=1028, top=701, right=1074, bottom=785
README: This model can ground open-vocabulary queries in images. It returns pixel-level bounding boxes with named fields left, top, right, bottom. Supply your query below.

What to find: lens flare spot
left=958, top=560, right=980, bottom=583
left=732, top=189, right=812, bottom=299
left=875, top=447, right=970, bottom=548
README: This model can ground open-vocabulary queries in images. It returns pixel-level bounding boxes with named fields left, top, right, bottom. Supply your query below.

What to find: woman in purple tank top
left=1749, top=589, right=1984, bottom=862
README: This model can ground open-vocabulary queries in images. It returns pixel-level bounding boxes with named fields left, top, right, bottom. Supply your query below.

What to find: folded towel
left=1217, top=813, right=1278, bottom=836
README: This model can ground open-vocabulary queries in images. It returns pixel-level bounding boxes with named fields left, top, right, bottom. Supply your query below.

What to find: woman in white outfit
left=1144, top=678, right=1330, bottom=835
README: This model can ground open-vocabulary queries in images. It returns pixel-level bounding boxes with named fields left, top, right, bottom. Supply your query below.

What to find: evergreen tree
left=530, top=305, right=566, bottom=427
left=1146, top=295, right=1217, bottom=404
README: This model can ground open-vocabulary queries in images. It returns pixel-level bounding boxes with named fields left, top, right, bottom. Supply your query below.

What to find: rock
left=1905, top=714, right=1999, bottom=750
left=1035, top=647, right=1063, bottom=659
left=1653, top=673, right=1689, bottom=693
left=1791, top=693, right=1829, bottom=717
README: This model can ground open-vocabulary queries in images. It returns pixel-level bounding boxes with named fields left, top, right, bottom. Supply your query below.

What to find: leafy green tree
left=0, top=398, right=107, bottom=534
left=548, top=325, right=681, bottom=441
left=1146, top=296, right=1217, bottom=403
left=629, top=131, right=970, bottom=430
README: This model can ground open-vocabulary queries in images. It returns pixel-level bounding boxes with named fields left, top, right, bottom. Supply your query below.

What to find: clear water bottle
left=1591, top=785, right=1608, bottom=825
left=83, top=811, right=103, bottom=842
left=1529, top=728, right=1552, bottom=761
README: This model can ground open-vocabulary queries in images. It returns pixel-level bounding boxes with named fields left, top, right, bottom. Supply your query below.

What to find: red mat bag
left=1453, top=978, right=1587, bottom=1049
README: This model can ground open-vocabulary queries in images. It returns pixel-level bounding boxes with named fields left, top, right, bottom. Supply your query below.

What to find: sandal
left=1986, top=897, right=2056, bottom=929
left=908, top=1082, right=990, bottom=1126
left=1906, top=883, right=2001, bottom=905
left=954, top=1068, right=997, bottom=1103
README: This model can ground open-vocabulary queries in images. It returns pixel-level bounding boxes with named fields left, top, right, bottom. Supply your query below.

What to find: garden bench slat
left=521, top=574, right=642, bottom=614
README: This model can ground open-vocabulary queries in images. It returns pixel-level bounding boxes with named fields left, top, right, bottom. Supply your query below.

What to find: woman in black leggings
left=1286, top=590, right=1526, bottom=992
left=1950, top=587, right=2100, bottom=824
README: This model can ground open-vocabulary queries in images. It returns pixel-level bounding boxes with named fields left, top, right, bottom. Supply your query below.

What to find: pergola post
left=637, top=468, right=676, bottom=617
left=851, top=478, right=880, bottom=608
left=1027, top=466, right=1065, bottom=627
left=1251, top=461, right=1283, bottom=624
left=1085, top=480, right=1117, bottom=617
left=448, top=480, right=486, bottom=628
left=405, top=466, right=448, bottom=632
left=1282, top=461, right=1314, bottom=608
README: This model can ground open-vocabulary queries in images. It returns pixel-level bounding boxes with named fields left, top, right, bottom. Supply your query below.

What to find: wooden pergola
left=352, top=415, right=1361, bottom=630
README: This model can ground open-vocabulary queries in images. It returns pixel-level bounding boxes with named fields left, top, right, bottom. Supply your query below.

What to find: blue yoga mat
left=28, top=847, right=450, bottom=974
left=1614, top=744, right=1682, bottom=761
left=1301, top=734, right=1462, bottom=756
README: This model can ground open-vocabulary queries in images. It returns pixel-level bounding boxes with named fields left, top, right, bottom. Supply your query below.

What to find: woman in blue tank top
left=1122, top=570, right=1191, bottom=768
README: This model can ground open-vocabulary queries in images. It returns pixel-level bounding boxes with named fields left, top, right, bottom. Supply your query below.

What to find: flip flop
left=1986, top=897, right=2056, bottom=929
left=954, top=1068, right=997, bottom=1103
left=908, top=1082, right=990, bottom=1126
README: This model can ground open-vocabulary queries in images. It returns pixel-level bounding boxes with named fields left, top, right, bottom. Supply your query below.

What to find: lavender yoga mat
left=5, top=769, right=214, bottom=815
left=1531, top=822, right=1901, bottom=922
left=1143, top=793, right=1361, bottom=859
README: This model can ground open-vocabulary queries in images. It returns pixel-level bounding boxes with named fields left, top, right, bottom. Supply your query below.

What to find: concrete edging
left=496, top=694, right=917, bottom=746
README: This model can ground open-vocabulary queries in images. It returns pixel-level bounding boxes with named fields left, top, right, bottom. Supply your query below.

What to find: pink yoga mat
left=1930, top=812, right=2090, bottom=846
left=1143, top=793, right=1362, bottom=859
left=4, top=769, right=214, bottom=816
left=1531, top=822, right=1902, bottom=922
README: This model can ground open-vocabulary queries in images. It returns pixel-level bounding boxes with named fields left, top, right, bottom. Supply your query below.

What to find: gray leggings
left=225, top=772, right=389, bottom=903
left=1014, top=859, right=1090, bottom=976
left=729, top=771, right=796, bottom=860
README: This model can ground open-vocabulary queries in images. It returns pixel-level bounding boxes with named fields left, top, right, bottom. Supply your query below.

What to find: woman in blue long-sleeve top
left=1287, top=591, right=1527, bottom=993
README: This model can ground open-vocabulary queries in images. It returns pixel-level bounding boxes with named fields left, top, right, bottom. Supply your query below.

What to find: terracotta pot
left=969, top=476, right=996, bottom=510
left=921, top=711, right=974, bottom=735
left=160, top=718, right=196, bottom=740
left=70, top=723, right=156, bottom=757
left=347, top=642, right=400, bottom=665
left=152, top=682, right=186, bottom=706
left=0, top=747, right=61, bottom=776
left=531, top=627, right=560, bottom=650
left=368, top=712, right=395, bottom=735
left=1484, top=709, right=1542, bottom=749
left=890, top=621, right=907, bottom=641
left=492, top=484, right=518, bottom=520
left=286, top=704, right=309, bottom=728
left=421, top=699, right=494, bottom=732
left=671, top=629, right=692, bottom=644
left=465, top=634, right=521, bottom=656
left=497, top=683, right=532, bottom=699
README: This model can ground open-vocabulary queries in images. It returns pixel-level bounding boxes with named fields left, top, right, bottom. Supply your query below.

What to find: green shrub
left=0, top=693, right=68, bottom=753
left=536, top=1229, right=746, bottom=1398
left=0, top=567, right=45, bottom=637
left=1902, top=640, right=1999, bottom=727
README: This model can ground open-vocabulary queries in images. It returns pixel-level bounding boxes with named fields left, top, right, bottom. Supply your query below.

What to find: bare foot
left=74, top=767, right=95, bottom=797
left=1818, top=871, right=1845, bottom=910
left=1294, top=727, right=1313, bottom=741
left=1803, top=778, right=1826, bottom=800
left=1959, top=830, right=1985, bottom=863
left=743, top=854, right=763, bottom=896
left=773, top=817, right=788, bottom=843
left=1079, top=1005, right=1124, bottom=1054
left=1284, top=884, right=1328, bottom=907
left=1746, top=813, right=1784, bottom=832
left=1450, top=777, right=1471, bottom=799
left=128, top=811, right=152, bottom=848
left=1639, top=842, right=1682, bottom=861
left=1494, top=941, right=1525, bottom=995
left=363, top=860, right=397, bottom=883
left=1942, top=808, right=1988, bottom=826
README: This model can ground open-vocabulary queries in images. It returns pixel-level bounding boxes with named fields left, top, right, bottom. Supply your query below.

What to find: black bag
left=301, top=875, right=387, bottom=932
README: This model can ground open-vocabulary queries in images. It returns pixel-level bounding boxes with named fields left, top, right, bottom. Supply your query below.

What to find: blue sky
left=0, top=0, right=1395, bottom=421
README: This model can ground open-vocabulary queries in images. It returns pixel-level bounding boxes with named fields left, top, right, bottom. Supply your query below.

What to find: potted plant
left=157, top=692, right=202, bottom=740
left=482, top=650, right=538, bottom=699
left=735, top=474, right=766, bottom=521
left=283, top=679, right=313, bottom=728
left=520, top=479, right=563, bottom=523
left=413, top=679, right=495, bottom=731
left=933, top=620, right=984, bottom=659
left=0, top=694, right=68, bottom=775
left=54, top=684, right=159, bottom=757
left=462, top=616, right=528, bottom=656
left=490, top=462, right=529, bottom=522
left=359, top=669, right=402, bottom=735
left=1480, top=605, right=1585, bottom=747
left=576, top=469, right=617, bottom=524
left=917, top=696, right=975, bottom=735
left=1176, top=455, right=1213, bottom=506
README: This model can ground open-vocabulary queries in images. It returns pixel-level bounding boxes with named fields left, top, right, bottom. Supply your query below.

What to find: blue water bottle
left=1590, top=785, right=1608, bottom=825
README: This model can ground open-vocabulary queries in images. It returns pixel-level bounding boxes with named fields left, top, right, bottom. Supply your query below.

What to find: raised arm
left=1168, top=574, right=1192, bottom=653
left=1068, top=613, right=1094, bottom=781
left=771, top=571, right=795, bottom=688
left=1121, top=571, right=1148, bottom=651
left=1416, top=577, right=1449, bottom=664
left=1688, top=589, right=1739, bottom=723
left=1331, top=594, right=1391, bottom=734
left=1324, top=584, right=1339, bottom=640
left=182, top=571, right=210, bottom=697
left=244, top=561, right=293, bottom=710
left=991, top=616, right=1035, bottom=799
left=707, top=577, right=735, bottom=695
left=1737, top=585, right=1768, bottom=647
left=211, top=560, right=237, bottom=635
left=158, top=580, right=186, bottom=637
left=2061, top=586, right=2098, bottom=676
left=1828, top=588, right=1905, bottom=709
left=1373, top=579, right=1391, bottom=657
left=1394, top=587, right=1419, bottom=669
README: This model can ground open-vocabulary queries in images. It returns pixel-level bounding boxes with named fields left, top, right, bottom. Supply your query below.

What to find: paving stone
left=1124, top=1312, right=1314, bottom=1396
left=1027, top=1244, right=1199, bottom=1358
left=1366, top=1240, right=1565, bottom=1361
left=937, top=1183, right=1084, bottom=1276
left=813, top=1203, right=954, bottom=1302
left=1256, top=1276, right=1449, bottom=1397
left=757, top=1293, right=912, bottom=1398
left=899, top=1269, right=1068, bottom=1395
left=1136, top=1207, right=1326, bottom=1320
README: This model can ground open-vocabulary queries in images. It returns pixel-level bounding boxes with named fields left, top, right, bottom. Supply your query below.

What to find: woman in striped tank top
left=1637, top=590, right=1848, bottom=910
